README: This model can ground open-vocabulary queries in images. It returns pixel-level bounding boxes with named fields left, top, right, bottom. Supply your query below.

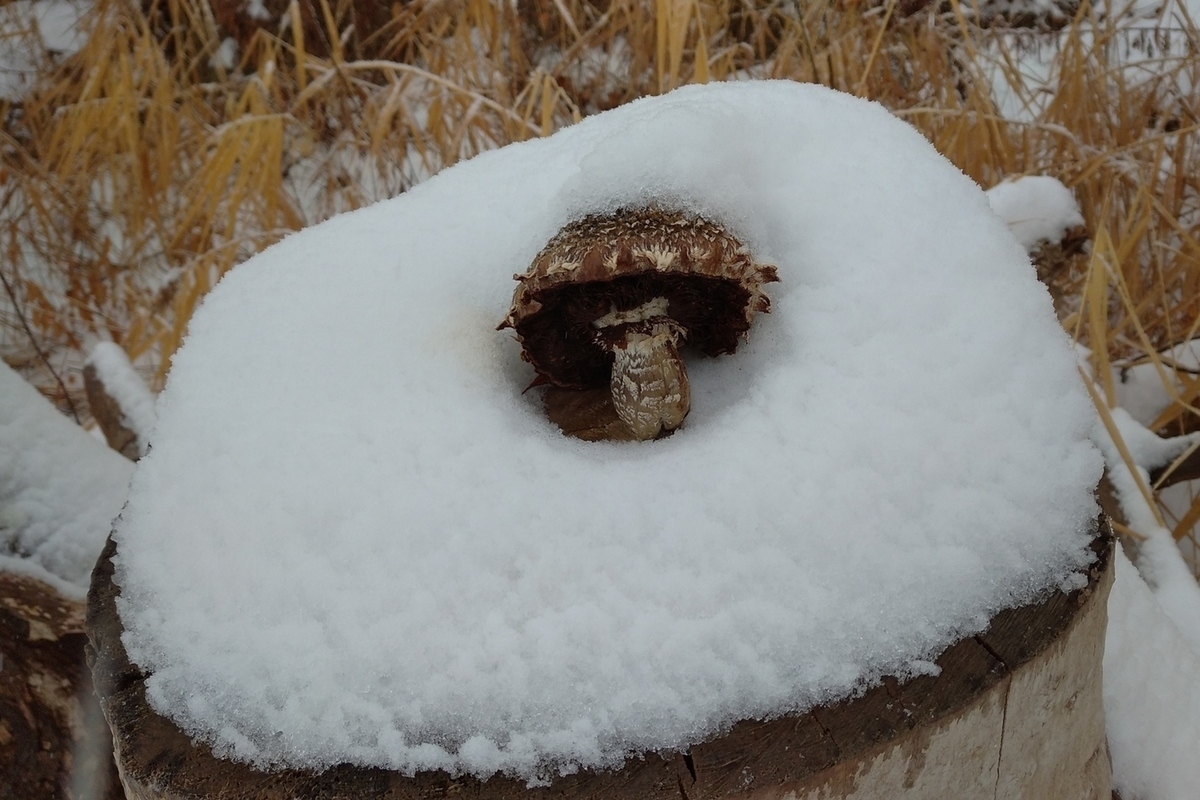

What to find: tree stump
left=87, top=528, right=1112, bottom=800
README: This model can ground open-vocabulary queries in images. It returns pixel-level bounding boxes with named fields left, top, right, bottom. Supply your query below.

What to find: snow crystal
left=113, top=81, right=1102, bottom=781
left=0, top=362, right=133, bottom=588
left=985, top=175, right=1084, bottom=251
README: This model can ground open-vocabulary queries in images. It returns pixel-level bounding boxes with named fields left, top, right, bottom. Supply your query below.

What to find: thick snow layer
left=985, top=175, right=1084, bottom=251
left=88, top=341, right=157, bottom=455
left=1105, top=547, right=1200, bottom=800
left=0, top=362, right=133, bottom=588
left=113, top=81, right=1102, bottom=781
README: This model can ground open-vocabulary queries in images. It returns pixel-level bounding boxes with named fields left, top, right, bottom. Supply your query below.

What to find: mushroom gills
left=595, top=299, right=690, bottom=440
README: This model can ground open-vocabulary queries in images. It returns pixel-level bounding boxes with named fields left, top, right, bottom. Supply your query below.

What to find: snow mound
left=985, top=175, right=1085, bottom=251
left=113, top=81, right=1102, bottom=781
left=1, top=362, right=133, bottom=589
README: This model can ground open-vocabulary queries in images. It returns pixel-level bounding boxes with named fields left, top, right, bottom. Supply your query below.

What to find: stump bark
left=87, top=529, right=1113, bottom=800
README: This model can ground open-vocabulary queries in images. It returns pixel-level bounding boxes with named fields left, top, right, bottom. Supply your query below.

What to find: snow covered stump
left=85, top=82, right=1110, bottom=798
left=88, top=529, right=1114, bottom=798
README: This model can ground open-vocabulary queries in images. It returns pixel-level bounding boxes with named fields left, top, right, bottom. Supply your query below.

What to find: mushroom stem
left=609, top=320, right=690, bottom=440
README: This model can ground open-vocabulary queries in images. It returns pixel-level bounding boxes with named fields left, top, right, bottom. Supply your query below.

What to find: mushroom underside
left=504, top=206, right=777, bottom=440
left=513, top=273, right=756, bottom=390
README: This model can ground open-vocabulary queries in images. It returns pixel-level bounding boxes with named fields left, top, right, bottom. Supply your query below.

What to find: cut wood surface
left=87, top=531, right=1113, bottom=800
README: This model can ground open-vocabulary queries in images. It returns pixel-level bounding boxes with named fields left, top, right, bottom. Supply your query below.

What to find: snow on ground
left=985, top=175, right=1084, bottom=250
left=1077, top=334, right=1200, bottom=574
left=983, top=0, right=1200, bottom=123
left=0, top=0, right=90, bottom=100
left=111, top=81, right=1101, bottom=781
left=1105, top=547, right=1200, bottom=800
left=1104, top=404, right=1200, bottom=476
left=0, top=361, right=133, bottom=591
left=1092, top=410, right=1200, bottom=650
left=1114, top=339, right=1200, bottom=426
left=1082, top=368, right=1200, bottom=800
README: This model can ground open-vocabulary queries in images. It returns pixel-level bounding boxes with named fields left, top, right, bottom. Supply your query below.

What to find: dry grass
left=2, top=0, right=1198, bottom=557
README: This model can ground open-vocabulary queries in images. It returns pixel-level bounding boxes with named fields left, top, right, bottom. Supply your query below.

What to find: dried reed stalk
left=1, top=0, right=1197, bottom=561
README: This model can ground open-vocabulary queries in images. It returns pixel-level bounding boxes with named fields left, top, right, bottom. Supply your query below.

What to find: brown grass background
left=2, top=0, right=1198, bottom=553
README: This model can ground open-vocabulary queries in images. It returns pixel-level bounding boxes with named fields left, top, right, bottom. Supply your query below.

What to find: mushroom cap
left=501, top=207, right=779, bottom=389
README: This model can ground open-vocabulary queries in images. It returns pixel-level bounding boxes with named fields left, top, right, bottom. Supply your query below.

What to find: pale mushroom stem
left=608, top=320, right=690, bottom=440
left=592, top=297, right=693, bottom=439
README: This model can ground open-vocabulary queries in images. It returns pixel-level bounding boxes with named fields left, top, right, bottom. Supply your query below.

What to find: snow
left=1082, top=356, right=1200, bottom=800
left=0, top=361, right=133, bottom=589
left=1092, top=406, right=1200, bottom=652
left=0, top=0, right=90, bottom=100
left=985, top=175, right=1084, bottom=251
left=210, top=37, right=238, bottom=72
left=112, top=81, right=1102, bottom=781
left=87, top=342, right=158, bottom=456
left=1114, top=339, right=1200, bottom=426
left=973, top=0, right=1074, bottom=24
left=982, top=0, right=1200, bottom=123
left=1102, top=404, right=1200, bottom=474
left=246, top=0, right=271, bottom=22
left=1105, top=547, right=1200, bottom=800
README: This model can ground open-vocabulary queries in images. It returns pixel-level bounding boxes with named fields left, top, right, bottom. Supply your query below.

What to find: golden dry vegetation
left=2, top=0, right=1199, bottom=551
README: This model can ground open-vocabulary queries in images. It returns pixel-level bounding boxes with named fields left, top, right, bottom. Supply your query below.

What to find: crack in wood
left=992, top=681, right=1011, bottom=799
left=809, top=710, right=841, bottom=759
left=974, top=636, right=1010, bottom=672
left=676, top=772, right=692, bottom=800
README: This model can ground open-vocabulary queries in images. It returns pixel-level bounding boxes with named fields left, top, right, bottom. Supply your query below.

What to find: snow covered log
left=88, top=530, right=1112, bottom=799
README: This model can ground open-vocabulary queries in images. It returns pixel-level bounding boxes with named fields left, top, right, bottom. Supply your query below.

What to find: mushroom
left=500, top=207, right=779, bottom=440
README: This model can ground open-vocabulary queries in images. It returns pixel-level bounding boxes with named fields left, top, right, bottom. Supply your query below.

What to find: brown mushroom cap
left=500, top=207, right=779, bottom=390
